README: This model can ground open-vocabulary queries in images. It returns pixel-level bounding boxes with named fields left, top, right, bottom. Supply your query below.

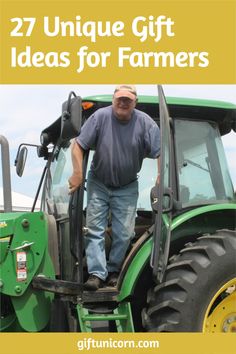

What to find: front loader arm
left=0, top=211, right=55, bottom=331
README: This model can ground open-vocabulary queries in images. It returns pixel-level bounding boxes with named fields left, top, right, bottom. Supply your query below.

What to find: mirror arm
left=15, top=143, right=41, bottom=165
left=31, top=154, right=52, bottom=212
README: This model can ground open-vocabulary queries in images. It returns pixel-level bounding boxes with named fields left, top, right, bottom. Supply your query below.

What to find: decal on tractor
left=16, top=252, right=27, bottom=281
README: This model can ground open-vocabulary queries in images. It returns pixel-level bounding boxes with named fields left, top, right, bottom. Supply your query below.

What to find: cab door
left=150, top=85, right=174, bottom=283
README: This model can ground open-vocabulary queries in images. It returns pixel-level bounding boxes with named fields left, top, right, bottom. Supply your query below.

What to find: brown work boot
left=84, top=275, right=104, bottom=291
left=107, top=272, right=119, bottom=287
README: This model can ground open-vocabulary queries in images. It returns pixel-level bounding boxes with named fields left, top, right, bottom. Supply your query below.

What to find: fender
left=118, top=203, right=236, bottom=301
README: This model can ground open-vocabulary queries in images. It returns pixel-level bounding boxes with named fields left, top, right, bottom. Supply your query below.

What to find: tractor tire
left=49, top=298, right=70, bottom=332
left=50, top=298, right=81, bottom=332
left=143, top=229, right=236, bottom=332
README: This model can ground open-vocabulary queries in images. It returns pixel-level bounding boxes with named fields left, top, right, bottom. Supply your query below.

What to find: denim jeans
left=85, top=171, right=139, bottom=280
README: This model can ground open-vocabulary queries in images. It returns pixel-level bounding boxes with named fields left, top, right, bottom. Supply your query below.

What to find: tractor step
left=33, top=276, right=134, bottom=332
left=32, top=276, right=119, bottom=301
left=32, top=275, right=83, bottom=295
left=77, top=301, right=134, bottom=332
left=82, top=287, right=119, bottom=303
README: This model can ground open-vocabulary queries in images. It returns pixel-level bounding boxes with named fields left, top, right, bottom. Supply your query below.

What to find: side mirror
left=61, top=92, right=82, bottom=140
left=15, top=146, right=28, bottom=177
left=15, top=143, right=42, bottom=176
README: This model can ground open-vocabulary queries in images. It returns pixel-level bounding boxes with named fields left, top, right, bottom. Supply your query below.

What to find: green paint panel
left=0, top=212, right=48, bottom=296
left=0, top=211, right=55, bottom=331
left=0, top=212, right=25, bottom=237
left=171, top=203, right=236, bottom=231
left=119, top=204, right=236, bottom=301
left=114, top=302, right=134, bottom=332
left=77, top=302, right=134, bottom=332
left=11, top=244, right=55, bottom=331
left=118, top=241, right=152, bottom=301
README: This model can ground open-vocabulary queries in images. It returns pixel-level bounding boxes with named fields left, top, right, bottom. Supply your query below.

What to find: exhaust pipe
left=0, top=135, right=12, bottom=212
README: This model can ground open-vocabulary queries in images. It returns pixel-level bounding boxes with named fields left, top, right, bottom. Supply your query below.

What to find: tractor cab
left=1, top=86, right=236, bottom=333
left=38, top=88, right=236, bottom=285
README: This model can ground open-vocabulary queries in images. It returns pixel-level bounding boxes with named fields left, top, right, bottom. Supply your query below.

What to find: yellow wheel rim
left=203, top=278, right=236, bottom=332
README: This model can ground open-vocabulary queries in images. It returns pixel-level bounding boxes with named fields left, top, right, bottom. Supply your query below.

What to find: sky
left=0, top=84, right=235, bottom=200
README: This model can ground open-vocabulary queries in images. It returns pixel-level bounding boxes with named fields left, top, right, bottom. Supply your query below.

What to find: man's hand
left=68, top=173, right=83, bottom=194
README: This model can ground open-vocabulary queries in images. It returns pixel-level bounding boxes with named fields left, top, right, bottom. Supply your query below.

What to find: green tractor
left=0, top=86, right=236, bottom=332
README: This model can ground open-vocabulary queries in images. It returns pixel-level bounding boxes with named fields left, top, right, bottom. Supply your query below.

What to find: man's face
left=112, top=95, right=137, bottom=121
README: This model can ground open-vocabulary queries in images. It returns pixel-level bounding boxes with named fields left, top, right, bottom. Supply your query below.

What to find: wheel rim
left=203, top=278, right=236, bottom=332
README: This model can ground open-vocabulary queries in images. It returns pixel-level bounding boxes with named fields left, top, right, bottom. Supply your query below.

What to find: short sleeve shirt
left=77, top=105, right=160, bottom=187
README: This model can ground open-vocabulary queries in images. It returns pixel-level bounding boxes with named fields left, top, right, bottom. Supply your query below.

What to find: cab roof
left=82, top=95, right=236, bottom=135
left=41, top=94, right=236, bottom=147
left=83, top=94, right=236, bottom=110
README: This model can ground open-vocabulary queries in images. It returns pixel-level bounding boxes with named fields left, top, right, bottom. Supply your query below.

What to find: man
left=69, top=85, right=160, bottom=290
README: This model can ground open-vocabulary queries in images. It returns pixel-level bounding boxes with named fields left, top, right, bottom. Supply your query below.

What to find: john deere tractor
left=0, top=86, right=235, bottom=332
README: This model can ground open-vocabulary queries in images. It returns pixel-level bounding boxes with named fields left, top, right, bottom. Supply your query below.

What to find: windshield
left=43, top=141, right=159, bottom=219
left=175, top=119, right=234, bottom=207
left=43, top=118, right=234, bottom=218
left=42, top=143, right=72, bottom=218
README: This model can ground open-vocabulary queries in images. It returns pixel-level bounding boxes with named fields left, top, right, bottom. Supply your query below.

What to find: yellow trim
left=203, top=278, right=236, bottom=332
left=0, top=237, right=11, bottom=241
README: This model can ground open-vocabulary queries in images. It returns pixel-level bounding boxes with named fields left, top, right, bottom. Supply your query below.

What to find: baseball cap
left=114, top=85, right=137, bottom=100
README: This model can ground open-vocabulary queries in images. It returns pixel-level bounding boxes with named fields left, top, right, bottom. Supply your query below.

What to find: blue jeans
left=85, top=171, right=139, bottom=280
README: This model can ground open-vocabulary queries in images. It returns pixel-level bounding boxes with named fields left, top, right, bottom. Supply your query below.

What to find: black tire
left=142, top=229, right=236, bottom=332
left=49, top=298, right=70, bottom=332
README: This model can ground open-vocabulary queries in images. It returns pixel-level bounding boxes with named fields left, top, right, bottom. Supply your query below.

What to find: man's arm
left=68, top=139, right=84, bottom=194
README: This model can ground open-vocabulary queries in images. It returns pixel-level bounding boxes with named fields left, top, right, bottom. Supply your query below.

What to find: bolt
left=222, top=322, right=229, bottom=333
left=21, top=219, right=30, bottom=228
left=83, top=227, right=89, bottom=235
left=14, top=286, right=22, bottom=293
left=227, top=318, right=233, bottom=324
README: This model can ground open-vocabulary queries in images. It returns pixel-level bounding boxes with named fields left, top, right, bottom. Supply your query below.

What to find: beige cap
left=114, top=85, right=137, bottom=100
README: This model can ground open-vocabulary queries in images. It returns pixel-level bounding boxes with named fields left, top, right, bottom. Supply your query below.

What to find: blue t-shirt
left=77, top=105, right=160, bottom=187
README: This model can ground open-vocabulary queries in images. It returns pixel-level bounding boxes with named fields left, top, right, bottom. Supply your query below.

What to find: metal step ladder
left=32, top=276, right=134, bottom=332
left=77, top=288, right=134, bottom=332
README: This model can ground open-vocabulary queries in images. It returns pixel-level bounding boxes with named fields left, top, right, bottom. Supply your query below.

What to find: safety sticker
left=17, top=269, right=27, bottom=281
left=16, top=251, right=27, bottom=281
